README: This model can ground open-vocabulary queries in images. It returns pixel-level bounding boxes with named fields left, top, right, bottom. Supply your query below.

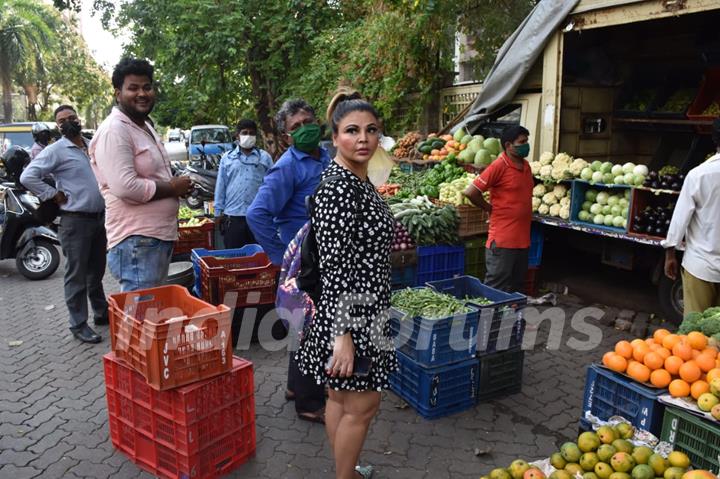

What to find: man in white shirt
left=663, top=119, right=720, bottom=315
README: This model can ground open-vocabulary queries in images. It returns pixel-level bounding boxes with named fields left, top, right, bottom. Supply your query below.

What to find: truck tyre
left=16, top=239, right=60, bottom=280
left=658, top=274, right=683, bottom=325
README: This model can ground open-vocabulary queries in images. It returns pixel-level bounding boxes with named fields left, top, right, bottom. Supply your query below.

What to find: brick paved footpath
left=0, top=259, right=630, bottom=479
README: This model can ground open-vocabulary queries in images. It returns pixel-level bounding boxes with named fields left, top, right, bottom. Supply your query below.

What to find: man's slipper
left=298, top=412, right=325, bottom=424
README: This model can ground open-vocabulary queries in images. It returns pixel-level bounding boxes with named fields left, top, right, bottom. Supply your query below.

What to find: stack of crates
left=106, top=284, right=256, bottom=478
left=390, top=249, right=418, bottom=290
left=660, top=405, right=720, bottom=471
left=427, top=276, right=527, bottom=402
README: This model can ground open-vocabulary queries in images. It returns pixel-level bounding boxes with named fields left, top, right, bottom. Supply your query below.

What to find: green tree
left=0, top=0, right=59, bottom=121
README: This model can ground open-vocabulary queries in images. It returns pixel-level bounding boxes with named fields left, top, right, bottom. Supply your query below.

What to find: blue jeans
left=107, top=235, right=174, bottom=292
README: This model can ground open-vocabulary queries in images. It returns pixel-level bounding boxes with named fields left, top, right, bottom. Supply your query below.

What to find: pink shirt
left=89, top=107, right=178, bottom=249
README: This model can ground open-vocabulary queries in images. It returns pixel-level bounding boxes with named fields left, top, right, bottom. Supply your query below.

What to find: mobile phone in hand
left=326, top=355, right=373, bottom=377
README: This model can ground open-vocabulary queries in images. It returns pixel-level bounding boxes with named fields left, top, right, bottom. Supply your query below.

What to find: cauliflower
left=553, top=152, right=573, bottom=165
left=551, top=165, right=570, bottom=181
left=559, top=205, right=570, bottom=220
left=532, top=197, right=541, bottom=212
left=553, top=184, right=568, bottom=199
left=532, top=184, right=547, bottom=198
left=569, top=158, right=589, bottom=176
left=549, top=204, right=561, bottom=217
left=530, top=161, right=541, bottom=176
left=542, top=192, right=558, bottom=205
left=560, top=196, right=571, bottom=207
left=538, top=204, right=550, bottom=215
left=539, top=152, right=554, bottom=166
left=539, top=165, right=552, bottom=178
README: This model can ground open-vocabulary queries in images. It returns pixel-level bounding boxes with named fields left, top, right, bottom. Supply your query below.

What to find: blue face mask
left=513, top=143, right=530, bottom=158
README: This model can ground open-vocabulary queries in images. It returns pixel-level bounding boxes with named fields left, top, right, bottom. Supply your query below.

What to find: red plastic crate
left=174, top=220, right=215, bottom=255
left=108, top=285, right=232, bottom=391
left=199, top=252, right=279, bottom=307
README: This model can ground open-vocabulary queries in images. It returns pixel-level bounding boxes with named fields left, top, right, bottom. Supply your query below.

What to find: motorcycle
left=0, top=182, right=61, bottom=280
left=182, top=141, right=221, bottom=209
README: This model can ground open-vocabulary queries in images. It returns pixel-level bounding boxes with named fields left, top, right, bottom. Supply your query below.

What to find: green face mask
left=513, top=143, right=530, bottom=158
left=290, top=123, right=321, bottom=153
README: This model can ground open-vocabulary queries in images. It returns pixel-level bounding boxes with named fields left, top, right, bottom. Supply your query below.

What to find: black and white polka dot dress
left=296, top=162, right=398, bottom=391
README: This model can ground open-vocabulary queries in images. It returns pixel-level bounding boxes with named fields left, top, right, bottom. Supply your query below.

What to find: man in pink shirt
left=90, top=58, right=192, bottom=292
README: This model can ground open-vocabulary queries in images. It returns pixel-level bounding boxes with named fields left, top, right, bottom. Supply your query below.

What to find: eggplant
left=671, top=182, right=680, bottom=190
left=649, top=171, right=658, bottom=179
left=650, top=181, right=659, bottom=189
left=665, top=218, right=671, bottom=226
left=647, top=214, right=657, bottom=223
left=635, top=224, right=646, bottom=233
left=634, top=215, right=644, bottom=225
left=659, top=181, right=669, bottom=189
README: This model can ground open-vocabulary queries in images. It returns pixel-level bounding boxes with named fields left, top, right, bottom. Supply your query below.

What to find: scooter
left=182, top=141, right=221, bottom=209
left=0, top=183, right=61, bottom=280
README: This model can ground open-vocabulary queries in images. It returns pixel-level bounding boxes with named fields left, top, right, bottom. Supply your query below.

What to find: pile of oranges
left=602, top=329, right=720, bottom=398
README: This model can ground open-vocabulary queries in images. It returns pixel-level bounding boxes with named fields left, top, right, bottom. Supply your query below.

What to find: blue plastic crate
left=583, top=363, right=666, bottom=436
left=476, top=347, right=524, bottom=402
left=570, top=180, right=633, bottom=234
left=416, top=245, right=464, bottom=286
left=425, top=276, right=527, bottom=356
left=389, top=290, right=480, bottom=367
left=389, top=350, right=478, bottom=420
left=528, top=223, right=544, bottom=267
left=391, top=265, right=417, bottom=290
left=190, top=245, right=264, bottom=296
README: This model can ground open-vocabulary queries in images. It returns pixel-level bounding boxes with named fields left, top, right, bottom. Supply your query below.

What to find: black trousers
left=484, top=241, right=529, bottom=294
left=222, top=216, right=256, bottom=249
left=288, top=355, right=325, bottom=414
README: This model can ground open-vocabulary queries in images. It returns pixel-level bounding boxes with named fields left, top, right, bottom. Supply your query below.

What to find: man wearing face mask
left=214, top=119, right=273, bottom=248
left=464, top=125, right=534, bottom=293
left=20, top=105, right=107, bottom=344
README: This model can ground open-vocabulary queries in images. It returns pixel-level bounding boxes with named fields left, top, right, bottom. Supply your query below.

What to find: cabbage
left=532, top=184, right=547, bottom=197
left=601, top=162, right=613, bottom=174
left=591, top=171, right=604, bottom=183
left=633, top=174, right=645, bottom=186
left=621, top=208, right=628, bottom=219
left=611, top=164, right=624, bottom=176
left=602, top=173, right=615, bottom=184
left=591, top=160, right=603, bottom=171
left=614, top=175, right=625, bottom=185
left=580, top=167, right=593, bottom=180
left=602, top=205, right=612, bottom=215
left=633, top=164, right=649, bottom=176
left=622, top=162, right=636, bottom=174
left=618, top=198, right=629, bottom=208
left=610, top=205, right=622, bottom=216
left=578, top=210, right=591, bottom=222
left=604, top=215, right=614, bottom=226
left=623, top=172, right=634, bottom=184
left=593, top=214, right=605, bottom=225
left=622, top=219, right=627, bottom=228
left=585, top=190, right=598, bottom=202
left=582, top=200, right=592, bottom=211
left=607, top=195, right=619, bottom=206
left=624, top=189, right=631, bottom=200
left=590, top=203, right=603, bottom=215
left=612, top=216, right=624, bottom=228
left=596, top=191, right=609, bottom=205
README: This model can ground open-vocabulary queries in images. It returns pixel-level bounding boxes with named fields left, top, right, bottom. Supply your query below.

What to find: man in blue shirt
left=21, top=105, right=106, bottom=344
left=214, top=119, right=273, bottom=249
left=247, top=99, right=330, bottom=424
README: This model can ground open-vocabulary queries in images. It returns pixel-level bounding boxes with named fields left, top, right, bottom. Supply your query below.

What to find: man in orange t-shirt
left=464, top=125, right=533, bottom=293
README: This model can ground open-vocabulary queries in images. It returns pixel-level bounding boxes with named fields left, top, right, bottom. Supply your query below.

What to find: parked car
left=0, top=122, right=59, bottom=154
left=186, top=125, right=234, bottom=161
left=167, top=128, right=183, bottom=142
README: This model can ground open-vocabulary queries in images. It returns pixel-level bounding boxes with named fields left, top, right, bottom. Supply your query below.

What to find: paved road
left=0, top=258, right=627, bottom=478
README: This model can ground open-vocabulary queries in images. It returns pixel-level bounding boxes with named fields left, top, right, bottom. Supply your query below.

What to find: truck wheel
left=658, top=274, right=683, bottom=325
left=16, top=239, right=60, bottom=280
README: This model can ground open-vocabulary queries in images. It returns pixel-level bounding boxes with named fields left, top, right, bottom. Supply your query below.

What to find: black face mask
left=60, top=120, right=82, bottom=138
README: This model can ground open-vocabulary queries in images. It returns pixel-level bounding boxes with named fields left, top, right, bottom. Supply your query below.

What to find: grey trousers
left=57, top=215, right=108, bottom=330
left=484, top=241, right=529, bottom=294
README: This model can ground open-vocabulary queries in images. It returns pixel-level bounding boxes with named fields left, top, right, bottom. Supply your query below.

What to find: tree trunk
left=23, top=84, right=39, bottom=121
left=2, top=72, right=13, bottom=123
left=247, top=62, right=281, bottom=159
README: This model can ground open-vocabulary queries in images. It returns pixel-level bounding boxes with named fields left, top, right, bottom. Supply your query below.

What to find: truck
left=457, top=0, right=720, bottom=323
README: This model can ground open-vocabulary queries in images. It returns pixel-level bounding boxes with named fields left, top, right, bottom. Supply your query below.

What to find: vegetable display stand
left=426, top=276, right=526, bottom=356
left=463, top=237, right=487, bottom=279
left=456, top=205, right=489, bottom=237
left=528, top=224, right=544, bottom=267
left=190, top=246, right=264, bottom=297
left=389, top=350, right=478, bottom=420
left=174, top=220, right=215, bottom=255
left=660, top=405, right=720, bottom=471
left=416, top=245, right=464, bottom=285
left=199, top=251, right=279, bottom=307
left=582, top=363, right=666, bottom=436
left=476, top=347, right=524, bottom=402
left=105, top=353, right=256, bottom=478
left=389, top=298, right=480, bottom=368
left=108, top=285, right=232, bottom=391
left=570, top=181, right=632, bottom=234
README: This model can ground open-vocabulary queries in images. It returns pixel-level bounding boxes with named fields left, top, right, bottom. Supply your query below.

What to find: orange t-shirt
left=472, top=152, right=534, bottom=249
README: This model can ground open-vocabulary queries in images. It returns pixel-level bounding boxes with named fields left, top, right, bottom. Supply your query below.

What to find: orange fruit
left=679, top=361, right=702, bottom=383
left=633, top=343, right=650, bottom=362
left=615, top=341, right=634, bottom=359
left=643, top=352, right=664, bottom=370
left=669, top=379, right=691, bottom=398
left=654, top=328, right=671, bottom=343
left=673, top=342, right=694, bottom=361
left=607, top=353, right=628, bottom=373
left=690, top=380, right=710, bottom=399
left=627, top=361, right=651, bottom=383
left=695, top=353, right=716, bottom=373
left=702, top=347, right=718, bottom=359
left=665, top=355, right=684, bottom=375
left=650, top=369, right=672, bottom=388
left=692, top=349, right=702, bottom=359
left=663, top=334, right=682, bottom=350
left=631, top=338, right=646, bottom=348
left=603, top=351, right=614, bottom=367
left=707, top=368, right=720, bottom=383
left=645, top=338, right=656, bottom=346
left=656, top=347, right=672, bottom=360
left=687, top=332, right=708, bottom=350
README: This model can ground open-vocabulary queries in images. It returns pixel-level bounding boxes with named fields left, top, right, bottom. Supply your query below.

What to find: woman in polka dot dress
left=296, top=91, right=396, bottom=479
